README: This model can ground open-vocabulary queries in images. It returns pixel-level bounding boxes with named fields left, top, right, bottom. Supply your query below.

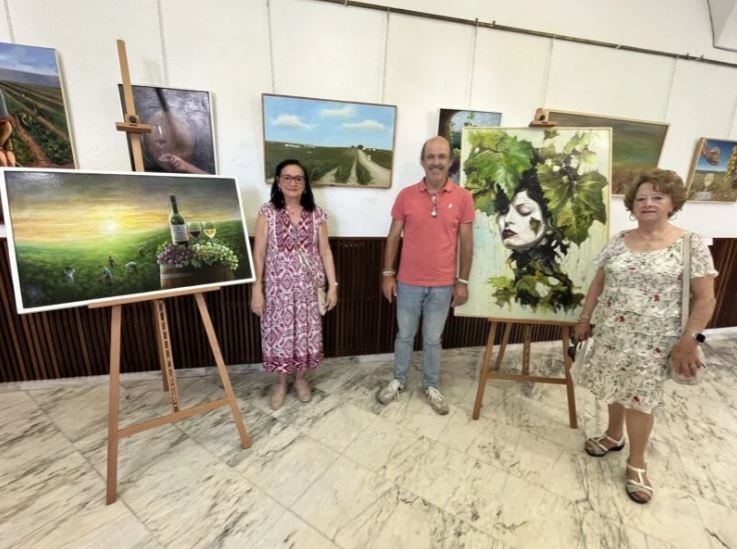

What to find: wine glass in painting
left=203, top=221, right=216, bottom=240
left=187, top=221, right=203, bottom=241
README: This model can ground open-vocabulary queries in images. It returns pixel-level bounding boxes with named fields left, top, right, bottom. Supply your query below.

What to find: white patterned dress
left=578, top=231, right=717, bottom=413
left=259, top=203, right=326, bottom=373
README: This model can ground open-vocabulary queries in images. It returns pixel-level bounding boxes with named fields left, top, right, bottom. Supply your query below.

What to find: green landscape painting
left=262, top=94, right=396, bottom=188
left=0, top=42, right=75, bottom=169
left=545, top=110, right=668, bottom=195
left=0, top=170, right=254, bottom=313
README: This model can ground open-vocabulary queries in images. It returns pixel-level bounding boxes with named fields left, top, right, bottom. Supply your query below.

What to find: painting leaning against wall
left=454, top=127, right=612, bottom=324
left=686, top=137, right=737, bottom=202
left=545, top=109, right=666, bottom=196
left=0, top=169, right=254, bottom=314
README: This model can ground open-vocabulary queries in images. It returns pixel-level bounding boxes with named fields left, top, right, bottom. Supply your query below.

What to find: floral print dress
left=578, top=231, right=717, bottom=413
left=259, top=203, right=326, bottom=374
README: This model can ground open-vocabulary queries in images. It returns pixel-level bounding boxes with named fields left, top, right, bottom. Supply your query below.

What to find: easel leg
left=152, top=300, right=180, bottom=412
left=194, top=293, right=251, bottom=448
left=151, top=301, right=170, bottom=392
left=561, top=326, right=578, bottom=429
left=106, top=305, right=122, bottom=505
left=493, top=322, right=512, bottom=371
left=521, top=325, right=532, bottom=375
left=472, top=321, right=498, bottom=420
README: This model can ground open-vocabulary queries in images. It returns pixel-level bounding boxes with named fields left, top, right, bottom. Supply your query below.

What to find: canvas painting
left=438, top=108, right=502, bottom=184
left=262, top=93, right=396, bottom=188
left=685, top=137, right=737, bottom=202
left=0, top=169, right=254, bottom=314
left=0, top=42, right=76, bottom=170
left=455, top=127, right=612, bottom=324
left=119, top=85, right=217, bottom=175
left=545, top=109, right=667, bottom=195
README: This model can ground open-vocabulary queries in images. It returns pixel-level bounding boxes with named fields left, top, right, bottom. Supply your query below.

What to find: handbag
left=670, top=233, right=705, bottom=385
left=292, top=213, right=327, bottom=316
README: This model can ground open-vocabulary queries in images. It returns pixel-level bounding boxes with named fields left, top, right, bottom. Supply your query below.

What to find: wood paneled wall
left=1, top=237, right=736, bottom=382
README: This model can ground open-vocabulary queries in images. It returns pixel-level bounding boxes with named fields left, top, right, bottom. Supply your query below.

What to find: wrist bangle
left=329, top=281, right=338, bottom=287
left=382, top=270, right=395, bottom=277
left=456, top=278, right=469, bottom=284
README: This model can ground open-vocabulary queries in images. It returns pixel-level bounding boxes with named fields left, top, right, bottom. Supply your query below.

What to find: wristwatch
left=687, top=330, right=706, bottom=343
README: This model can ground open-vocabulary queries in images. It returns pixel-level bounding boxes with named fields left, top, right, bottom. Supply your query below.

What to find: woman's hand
left=326, top=285, right=338, bottom=311
left=669, top=336, right=701, bottom=378
left=573, top=320, right=592, bottom=342
left=250, top=285, right=264, bottom=317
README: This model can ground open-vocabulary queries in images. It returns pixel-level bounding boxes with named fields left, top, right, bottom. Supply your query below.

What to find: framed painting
left=455, top=127, right=612, bottom=324
left=437, top=108, right=502, bottom=184
left=118, top=85, right=217, bottom=175
left=685, top=137, right=737, bottom=202
left=0, top=169, right=254, bottom=314
left=262, top=93, right=396, bottom=188
left=0, top=41, right=77, bottom=224
left=545, top=109, right=667, bottom=195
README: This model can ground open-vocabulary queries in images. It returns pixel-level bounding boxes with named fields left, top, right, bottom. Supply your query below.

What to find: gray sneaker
left=424, top=386, right=449, bottom=415
left=377, top=379, right=406, bottom=404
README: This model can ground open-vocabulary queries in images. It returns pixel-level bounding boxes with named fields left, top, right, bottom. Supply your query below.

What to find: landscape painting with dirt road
left=262, top=94, right=396, bottom=188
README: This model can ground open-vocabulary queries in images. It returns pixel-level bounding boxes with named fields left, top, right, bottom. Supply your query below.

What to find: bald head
left=420, top=136, right=451, bottom=161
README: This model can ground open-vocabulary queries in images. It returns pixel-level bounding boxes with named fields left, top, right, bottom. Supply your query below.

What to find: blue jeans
left=393, top=282, right=453, bottom=388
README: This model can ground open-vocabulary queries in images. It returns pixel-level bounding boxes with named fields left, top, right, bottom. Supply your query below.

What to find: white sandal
left=584, top=433, right=625, bottom=457
left=625, top=462, right=653, bottom=504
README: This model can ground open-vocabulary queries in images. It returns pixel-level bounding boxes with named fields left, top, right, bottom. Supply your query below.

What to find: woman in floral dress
left=251, top=159, right=338, bottom=410
left=575, top=169, right=717, bottom=504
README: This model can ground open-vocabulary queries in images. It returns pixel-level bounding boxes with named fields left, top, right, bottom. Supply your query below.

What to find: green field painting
left=1, top=170, right=254, bottom=313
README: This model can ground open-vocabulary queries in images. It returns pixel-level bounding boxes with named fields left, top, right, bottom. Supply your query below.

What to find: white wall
left=2, top=0, right=737, bottom=237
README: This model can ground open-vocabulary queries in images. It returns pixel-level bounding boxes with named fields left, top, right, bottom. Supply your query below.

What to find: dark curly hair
left=623, top=168, right=686, bottom=218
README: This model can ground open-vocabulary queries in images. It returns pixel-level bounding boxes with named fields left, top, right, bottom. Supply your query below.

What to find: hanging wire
left=380, top=7, right=390, bottom=103
left=3, top=0, right=15, bottom=43
left=266, top=0, right=276, bottom=93
left=662, top=56, right=678, bottom=121
left=156, top=0, right=169, bottom=86
left=466, top=19, right=479, bottom=108
left=540, top=37, right=555, bottom=106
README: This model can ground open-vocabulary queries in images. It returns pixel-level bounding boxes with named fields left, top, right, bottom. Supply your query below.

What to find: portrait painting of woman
left=455, top=127, right=612, bottom=323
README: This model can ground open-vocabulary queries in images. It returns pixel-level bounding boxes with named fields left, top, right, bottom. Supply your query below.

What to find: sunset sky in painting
left=4, top=171, right=243, bottom=244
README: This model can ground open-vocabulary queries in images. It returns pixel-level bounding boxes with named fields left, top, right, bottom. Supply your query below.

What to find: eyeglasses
left=280, top=175, right=305, bottom=184
left=430, top=194, right=438, bottom=218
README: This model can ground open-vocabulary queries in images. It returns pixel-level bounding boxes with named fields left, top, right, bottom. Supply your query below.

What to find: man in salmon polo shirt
left=377, top=136, right=474, bottom=415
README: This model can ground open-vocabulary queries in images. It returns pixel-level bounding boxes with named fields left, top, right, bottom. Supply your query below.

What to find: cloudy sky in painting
left=4, top=171, right=243, bottom=244
left=263, top=94, right=395, bottom=149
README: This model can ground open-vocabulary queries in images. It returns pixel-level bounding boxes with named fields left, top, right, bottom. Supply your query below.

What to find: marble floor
left=1, top=335, right=736, bottom=549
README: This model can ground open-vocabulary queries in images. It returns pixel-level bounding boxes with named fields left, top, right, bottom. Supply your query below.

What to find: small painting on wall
left=0, top=169, right=254, bottom=314
left=437, top=108, right=502, bottom=184
left=262, top=93, right=396, bottom=188
left=545, top=109, right=668, bottom=195
left=685, top=137, right=737, bottom=202
left=455, top=127, right=611, bottom=324
left=119, top=85, right=217, bottom=175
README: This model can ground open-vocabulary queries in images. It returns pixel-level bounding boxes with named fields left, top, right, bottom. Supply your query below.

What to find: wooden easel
left=98, top=40, right=250, bottom=505
left=471, top=319, right=578, bottom=428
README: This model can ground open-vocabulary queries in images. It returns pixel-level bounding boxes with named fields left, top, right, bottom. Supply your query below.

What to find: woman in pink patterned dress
left=251, top=159, right=338, bottom=410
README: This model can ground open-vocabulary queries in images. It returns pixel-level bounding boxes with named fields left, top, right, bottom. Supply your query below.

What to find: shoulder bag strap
left=681, top=232, right=691, bottom=331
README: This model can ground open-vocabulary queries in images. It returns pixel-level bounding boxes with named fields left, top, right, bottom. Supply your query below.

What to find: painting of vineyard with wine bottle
left=0, top=170, right=254, bottom=313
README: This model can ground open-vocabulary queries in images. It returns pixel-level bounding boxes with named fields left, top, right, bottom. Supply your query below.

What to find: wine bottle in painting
left=169, top=195, right=188, bottom=246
